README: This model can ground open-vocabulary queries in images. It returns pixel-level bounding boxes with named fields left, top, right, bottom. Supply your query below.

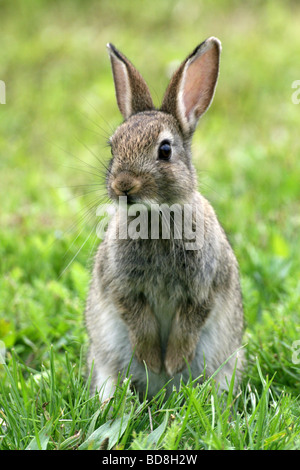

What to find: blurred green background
left=0, top=0, right=299, bottom=389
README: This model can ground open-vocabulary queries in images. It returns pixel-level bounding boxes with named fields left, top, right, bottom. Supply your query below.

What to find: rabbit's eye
left=158, top=140, right=172, bottom=161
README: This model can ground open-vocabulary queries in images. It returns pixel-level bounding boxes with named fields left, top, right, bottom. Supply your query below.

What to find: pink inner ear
left=183, top=47, right=218, bottom=122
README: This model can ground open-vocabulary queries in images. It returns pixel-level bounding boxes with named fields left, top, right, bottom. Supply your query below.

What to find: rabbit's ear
left=107, top=44, right=154, bottom=120
left=161, top=37, right=221, bottom=136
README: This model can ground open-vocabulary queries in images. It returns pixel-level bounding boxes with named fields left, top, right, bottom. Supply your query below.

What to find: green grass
left=1, top=350, right=299, bottom=450
left=1, top=0, right=300, bottom=450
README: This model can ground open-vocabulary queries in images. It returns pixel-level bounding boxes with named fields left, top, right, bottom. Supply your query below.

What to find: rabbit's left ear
left=161, top=37, right=221, bottom=136
left=107, top=44, right=154, bottom=120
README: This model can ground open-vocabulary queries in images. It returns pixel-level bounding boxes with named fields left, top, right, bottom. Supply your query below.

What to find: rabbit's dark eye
left=158, top=140, right=172, bottom=161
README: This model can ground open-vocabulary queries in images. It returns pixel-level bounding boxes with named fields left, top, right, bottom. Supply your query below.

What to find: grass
left=1, top=0, right=300, bottom=450
left=1, top=349, right=299, bottom=450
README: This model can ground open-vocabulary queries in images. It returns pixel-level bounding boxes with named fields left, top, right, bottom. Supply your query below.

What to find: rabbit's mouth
left=108, top=169, right=160, bottom=206
left=123, top=194, right=139, bottom=206
left=110, top=171, right=141, bottom=197
left=112, top=194, right=155, bottom=208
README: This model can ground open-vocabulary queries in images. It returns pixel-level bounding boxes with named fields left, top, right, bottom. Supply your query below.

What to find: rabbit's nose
left=111, top=172, right=142, bottom=196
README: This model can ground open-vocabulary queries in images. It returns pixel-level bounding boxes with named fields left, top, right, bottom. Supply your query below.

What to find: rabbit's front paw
left=129, top=319, right=163, bottom=374
left=135, top=341, right=162, bottom=375
left=164, top=338, right=195, bottom=377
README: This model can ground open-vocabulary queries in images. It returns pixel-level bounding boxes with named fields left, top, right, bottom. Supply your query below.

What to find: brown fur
left=85, top=38, right=245, bottom=399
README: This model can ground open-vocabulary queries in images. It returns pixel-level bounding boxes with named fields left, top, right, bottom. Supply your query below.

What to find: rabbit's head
left=106, top=38, right=221, bottom=206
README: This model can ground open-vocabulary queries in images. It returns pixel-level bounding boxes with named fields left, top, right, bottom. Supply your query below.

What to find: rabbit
left=85, top=37, right=245, bottom=400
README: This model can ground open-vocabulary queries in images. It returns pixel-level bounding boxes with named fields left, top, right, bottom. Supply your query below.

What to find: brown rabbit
left=85, top=38, right=244, bottom=399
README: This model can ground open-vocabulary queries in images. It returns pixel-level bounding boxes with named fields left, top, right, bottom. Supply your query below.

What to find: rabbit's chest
left=116, top=240, right=193, bottom=337
left=118, top=239, right=191, bottom=295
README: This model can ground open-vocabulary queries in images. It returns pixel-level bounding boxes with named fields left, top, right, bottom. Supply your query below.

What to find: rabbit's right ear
left=161, top=38, right=221, bottom=137
left=107, top=44, right=154, bottom=120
